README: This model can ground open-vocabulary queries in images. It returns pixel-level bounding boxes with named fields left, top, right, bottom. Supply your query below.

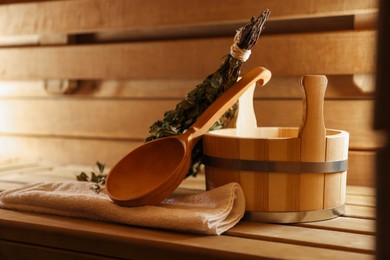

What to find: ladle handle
left=189, top=66, right=272, bottom=142
left=298, top=75, right=327, bottom=161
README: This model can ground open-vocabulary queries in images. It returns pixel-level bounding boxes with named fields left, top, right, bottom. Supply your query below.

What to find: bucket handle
left=234, top=73, right=328, bottom=162
left=298, top=75, right=328, bottom=162
left=235, top=81, right=258, bottom=137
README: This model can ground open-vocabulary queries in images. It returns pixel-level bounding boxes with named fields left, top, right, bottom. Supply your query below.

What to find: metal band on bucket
left=202, top=156, right=348, bottom=173
left=245, top=204, right=345, bottom=223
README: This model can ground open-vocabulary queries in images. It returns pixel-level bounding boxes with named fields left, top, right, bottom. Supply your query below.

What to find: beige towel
left=0, top=181, right=245, bottom=235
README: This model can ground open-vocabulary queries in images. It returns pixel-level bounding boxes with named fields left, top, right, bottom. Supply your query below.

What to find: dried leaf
left=75, top=161, right=108, bottom=194
left=76, top=172, right=89, bottom=182
left=91, top=172, right=99, bottom=183
left=145, top=10, right=270, bottom=177
left=97, top=161, right=105, bottom=173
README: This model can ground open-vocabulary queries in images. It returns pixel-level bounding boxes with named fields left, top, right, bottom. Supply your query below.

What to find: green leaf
left=96, top=161, right=105, bottom=174
left=76, top=162, right=108, bottom=194
left=76, top=172, right=89, bottom=182
left=90, top=172, right=99, bottom=183
left=144, top=10, right=270, bottom=177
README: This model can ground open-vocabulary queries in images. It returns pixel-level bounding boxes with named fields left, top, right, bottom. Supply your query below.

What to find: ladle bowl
left=106, top=66, right=272, bottom=206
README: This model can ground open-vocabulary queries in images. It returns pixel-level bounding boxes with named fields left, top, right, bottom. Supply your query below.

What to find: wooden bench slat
left=347, top=186, right=376, bottom=196
left=345, top=205, right=376, bottom=220
left=227, top=221, right=375, bottom=254
left=0, top=169, right=76, bottom=184
left=0, top=135, right=141, bottom=167
left=0, top=137, right=378, bottom=184
left=0, top=240, right=111, bottom=260
left=0, top=30, right=376, bottom=80
left=255, top=75, right=374, bottom=99
left=0, top=209, right=374, bottom=259
left=0, top=98, right=381, bottom=149
left=347, top=194, right=376, bottom=207
left=0, top=0, right=378, bottom=36
left=0, top=99, right=173, bottom=140
left=0, top=74, right=375, bottom=99
left=0, top=162, right=203, bottom=191
left=296, top=217, right=375, bottom=235
left=0, top=160, right=376, bottom=257
left=0, top=161, right=39, bottom=173
left=348, top=152, right=376, bottom=187
left=0, top=77, right=373, bottom=99
left=0, top=163, right=55, bottom=176
left=0, top=163, right=374, bottom=195
left=255, top=100, right=383, bottom=150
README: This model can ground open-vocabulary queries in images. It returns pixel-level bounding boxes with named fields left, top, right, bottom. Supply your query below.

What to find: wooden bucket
left=203, top=75, right=349, bottom=223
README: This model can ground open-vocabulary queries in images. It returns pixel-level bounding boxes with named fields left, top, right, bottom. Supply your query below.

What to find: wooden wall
left=0, top=0, right=379, bottom=186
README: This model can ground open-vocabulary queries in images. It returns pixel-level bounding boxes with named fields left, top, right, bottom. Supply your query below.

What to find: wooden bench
left=0, top=162, right=376, bottom=259
left=0, top=0, right=381, bottom=258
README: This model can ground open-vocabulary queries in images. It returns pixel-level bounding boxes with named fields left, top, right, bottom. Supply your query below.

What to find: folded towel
left=0, top=181, right=245, bottom=235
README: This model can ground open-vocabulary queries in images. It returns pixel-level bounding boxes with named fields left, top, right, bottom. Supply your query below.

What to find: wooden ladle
left=106, top=66, right=272, bottom=206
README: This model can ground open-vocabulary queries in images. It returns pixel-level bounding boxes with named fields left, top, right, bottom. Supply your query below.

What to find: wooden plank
left=227, top=221, right=375, bottom=254
left=0, top=0, right=378, bottom=36
left=0, top=16, right=364, bottom=47
left=0, top=35, right=40, bottom=47
left=86, top=15, right=358, bottom=44
left=0, top=163, right=56, bottom=177
left=0, top=167, right=76, bottom=184
left=0, top=30, right=376, bottom=80
left=347, top=185, right=376, bottom=196
left=0, top=209, right=374, bottom=259
left=0, top=161, right=39, bottom=173
left=296, top=217, right=375, bottom=235
left=250, top=30, right=376, bottom=77
left=0, top=144, right=377, bottom=187
left=344, top=187, right=376, bottom=220
left=0, top=99, right=173, bottom=140
left=347, top=194, right=376, bottom=207
left=0, top=98, right=382, bottom=149
left=0, top=79, right=203, bottom=98
left=255, top=99, right=384, bottom=150
left=354, top=12, right=378, bottom=30
left=0, top=161, right=204, bottom=191
left=256, top=75, right=374, bottom=99
left=0, top=137, right=379, bottom=185
left=0, top=136, right=142, bottom=167
left=348, top=151, right=376, bottom=187
left=0, top=75, right=375, bottom=99
left=0, top=240, right=107, bottom=260
left=0, top=163, right=61, bottom=190
left=0, top=158, right=372, bottom=198
left=345, top=205, right=375, bottom=220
